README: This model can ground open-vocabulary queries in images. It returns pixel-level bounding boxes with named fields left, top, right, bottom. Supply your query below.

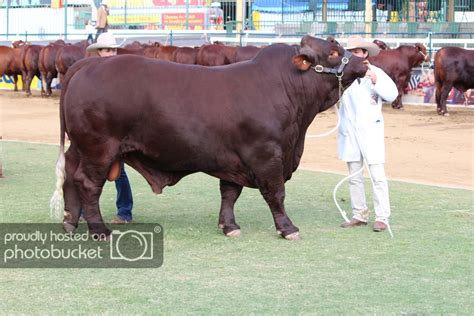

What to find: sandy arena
left=1, top=90, right=473, bottom=189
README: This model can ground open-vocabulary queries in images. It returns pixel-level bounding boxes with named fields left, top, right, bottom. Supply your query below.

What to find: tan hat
left=345, top=35, right=380, bottom=57
left=86, top=32, right=122, bottom=52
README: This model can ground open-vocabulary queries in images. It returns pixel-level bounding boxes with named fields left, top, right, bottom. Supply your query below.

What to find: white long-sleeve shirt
left=338, top=64, right=398, bottom=164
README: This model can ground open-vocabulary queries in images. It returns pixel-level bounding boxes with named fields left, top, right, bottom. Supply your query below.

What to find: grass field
left=0, top=141, right=472, bottom=314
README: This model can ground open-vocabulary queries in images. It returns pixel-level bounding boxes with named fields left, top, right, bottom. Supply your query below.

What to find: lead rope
left=306, top=73, right=344, bottom=139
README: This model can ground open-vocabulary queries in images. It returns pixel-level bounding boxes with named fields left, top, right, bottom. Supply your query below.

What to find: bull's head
left=415, top=42, right=429, bottom=64
left=292, top=35, right=368, bottom=89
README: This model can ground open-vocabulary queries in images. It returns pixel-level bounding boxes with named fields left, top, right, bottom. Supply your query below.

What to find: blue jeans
left=115, top=162, right=133, bottom=221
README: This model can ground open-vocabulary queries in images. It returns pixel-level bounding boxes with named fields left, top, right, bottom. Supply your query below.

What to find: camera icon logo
left=110, top=230, right=154, bottom=262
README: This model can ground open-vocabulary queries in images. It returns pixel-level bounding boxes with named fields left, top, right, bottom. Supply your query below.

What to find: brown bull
left=21, top=44, right=43, bottom=96
left=172, top=46, right=198, bottom=64
left=234, top=45, right=261, bottom=62
left=55, top=40, right=89, bottom=83
left=51, top=36, right=367, bottom=240
left=196, top=44, right=237, bottom=66
left=369, top=43, right=428, bottom=109
left=434, top=46, right=474, bottom=116
left=0, top=44, right=26, bottom=91
left=39, top=40, right=65, bottom=96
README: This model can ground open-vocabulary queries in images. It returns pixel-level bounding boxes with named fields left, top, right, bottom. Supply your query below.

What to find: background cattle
left=55, top=40, right=89, bottom=83
left=373, top=39, right=391, bottom=50
left=434, top=46, right=474, bottom=116
left=39, top=40, right=65, bottom=96
left=0, top=42, right=26, bottom=91
left=21, top=44, right=43, bottom=96
left=369, top=43, right=428, bottom=109
left=52, top=36, right=367, bottom=240
left=196, top=44, right=237, bottom=66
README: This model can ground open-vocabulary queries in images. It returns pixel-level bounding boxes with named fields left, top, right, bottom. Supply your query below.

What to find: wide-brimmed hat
left=86, top=32, right=122, bottom=52
left=345, top=36, right=380, bottom=57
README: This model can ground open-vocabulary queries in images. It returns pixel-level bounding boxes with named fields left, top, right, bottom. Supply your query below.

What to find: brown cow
left=172, top=46, right=198, bottom=64
left=155, top=45, right=178, bottom=61
left=234, top=45, right=261, bottom=62
left=0, top=43, right=26, bottom=91
left=39, top=40, right=66, bottom=96
left=55, top=40, right=89, bottom=83
left=369, top=43, right=429, bottom=109
left=21, top=44, right=43, bottom=96
left=434, top=47, right=474, bottom=116
left=196, top=44, right=237, bottom=66
left=51, top=36, right=368, bottom=240
left=373, top=39, right=391, bottom=50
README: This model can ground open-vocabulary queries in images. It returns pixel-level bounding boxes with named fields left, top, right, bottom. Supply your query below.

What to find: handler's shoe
left=111, top=217, right=132, bottom=225
left=340, top=218, right=367, bottom=228
left=373, top=221, right=387, bottom=232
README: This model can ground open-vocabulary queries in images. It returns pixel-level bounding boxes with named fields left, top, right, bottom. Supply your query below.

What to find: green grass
left=0, top=141, right=472, bottom=314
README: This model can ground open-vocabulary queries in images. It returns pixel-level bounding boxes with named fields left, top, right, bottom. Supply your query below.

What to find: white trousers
left=347, top=158, right=391, bottom=223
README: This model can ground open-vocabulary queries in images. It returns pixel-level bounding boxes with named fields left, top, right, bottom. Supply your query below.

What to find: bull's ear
left=328, top=49, right=341, bottom=63
left=292, top=55, right=312, bottom=71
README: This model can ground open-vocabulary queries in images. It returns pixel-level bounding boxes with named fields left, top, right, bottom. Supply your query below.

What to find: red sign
left=162, top=12, right=205, bottom=30
left=153, top=0, right=203, bottom=6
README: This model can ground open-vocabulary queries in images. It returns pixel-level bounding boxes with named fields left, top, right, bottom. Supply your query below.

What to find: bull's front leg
left=218, top=180, right=243, bottom=237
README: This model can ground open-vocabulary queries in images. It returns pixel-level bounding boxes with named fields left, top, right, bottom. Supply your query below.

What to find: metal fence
left=0, top=0, right=473, bottom=41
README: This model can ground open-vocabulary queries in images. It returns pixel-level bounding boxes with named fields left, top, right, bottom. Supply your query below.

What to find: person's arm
left=371, top=66, right=398, bottom=102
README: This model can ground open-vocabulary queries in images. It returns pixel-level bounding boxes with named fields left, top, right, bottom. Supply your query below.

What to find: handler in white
left=338, top=36, right=398, bottom=232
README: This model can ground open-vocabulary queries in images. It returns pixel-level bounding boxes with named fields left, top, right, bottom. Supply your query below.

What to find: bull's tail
left=49, top=72, right=68, bottom=220
left=50, top=142, right=65, bottom=219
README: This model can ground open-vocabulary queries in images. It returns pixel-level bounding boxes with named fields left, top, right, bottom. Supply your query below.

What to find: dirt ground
left=1, top=90, right=473, bottom=190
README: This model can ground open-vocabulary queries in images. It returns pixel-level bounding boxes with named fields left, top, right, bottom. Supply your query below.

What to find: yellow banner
left=0, top=75, right=40, bottom=91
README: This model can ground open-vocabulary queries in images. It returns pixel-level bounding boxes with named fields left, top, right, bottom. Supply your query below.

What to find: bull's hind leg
left=62, top=145, right=82, bottom=232
left=73, top=161, right=110, bottom=237
left=255, top=163, right=300, bottom=240
left=218, top=180, right=243, bottom=237
left=436, top=82, right=451, bottom=116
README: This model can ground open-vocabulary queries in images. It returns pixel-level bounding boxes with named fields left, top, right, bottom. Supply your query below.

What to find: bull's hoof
left=218, top=223, right=224, bottom=229
left=283, top=232, right=301, bottom=240
left=443, top=112, right=450, bottom=117
left=63, top=221, right=76, bottom=233
left=225, top=229, right=241, bottom=237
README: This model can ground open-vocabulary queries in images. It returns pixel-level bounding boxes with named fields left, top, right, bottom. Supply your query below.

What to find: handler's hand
left=365, top=69, right=377, bottom=84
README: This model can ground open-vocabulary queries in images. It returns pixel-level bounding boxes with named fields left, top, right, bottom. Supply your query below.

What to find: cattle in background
left=373, top=39, right=391, bottom=50
left=155, top=45, right=178, bottom=61
left=55, top=40, right=89, bottom=83
left=196, top=44, right=237, bottom=66
left=234, top=45, right=261, bottom=62
left=39, top=40, right=65, bottom=96
left=21, top=44, right=43, bottom=96
left=52, top=36, right=368, bottom=240
left=0, top=41, right=27, bottom=91
left=369, top=43, right=428, bottom=109
left=172, top=46, right=198, bottom=64
left=434, top=46, right=474, bottom=116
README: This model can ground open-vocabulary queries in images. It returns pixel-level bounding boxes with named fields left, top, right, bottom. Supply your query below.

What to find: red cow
left=52, top=36, right=368, bottom=239
left=39, top=40, right=66, bottom=96
left=369, top=43, right=429, bottom=109
left=196, top=44, right=237, bottom=66
left=21, top=44, right=43, bottom=96
left=434, top=47, right=474, bottom=116
left=172, top=46, right=198, bottom=64
left=234, top=45, right=261, bottom=62
left=155, top=45, right=178, bottom=61
left=0, top=42, right=26, bottom=91
left=55, top=40, right=89, bottom=83
left=373, top=39, right=391, bottom=50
